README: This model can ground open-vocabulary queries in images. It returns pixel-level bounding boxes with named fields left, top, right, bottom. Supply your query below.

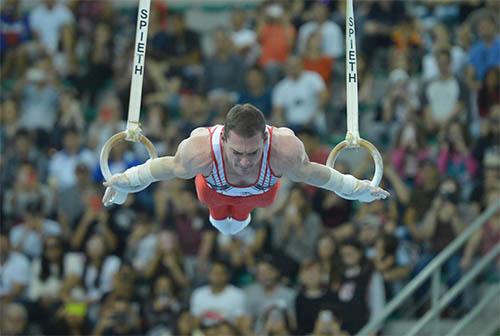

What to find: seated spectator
left=473, top=104, right=500, bottom=172
left=315, top=235, right=341, bottom=289
left=301, top=30, right=333, bottom=85
left=143, top=275, right=181, bottom=335
left=29, top=236, right=67, bottom=319
left=145, top=230, right=189, bottom=289
left=390, top=120, right=430, bottom=184
left=230, top=8, right=258, bottom=66
left=66, top=234, right=121, bottom=304
left=437, top=121, right=478, bottom=196
left=422, top=48, right=468, bottom=133
left=477, top=67, right=499, bottom=118
left=256, top=3, right=295, bottom=84
left=94, top=298, right=142, bottom=335
left=311, top=309, right=348, bottom=336
left=295, top=260, right=333, bottom=335
left=272, top=56, right=329, bottom=133
left=0, top=302, right=31, bottom=336
left=373, top=233, right=411, bottom=300
left=48, top=127, right=96, bottom=191
left=164, top=12, right=202, bottom=90
left=0, top=98, right=21, bottom=150
left=203, top=27, right=245, bottom=97
left=0, top=231, right=31, bottom=302
left=271, top=185, right=322, bottom=273
left=262, top=303, right=294, bottom=336
left=238, top=67, right=272, bottom=118
left=465, top=15, right=500, bottom=83
left=9, top=200, right=61, bottom=259
left=0, top=128, right=49, bottom=189
left=3, top=161, right=55, bottom=224
left=29, top=0, right=74, bottom=55
left=334, top=239, right=385, bottom=335
left=190, top=260, right=246, bottom=325
left=297, top=2, right=342, bottom=61
left=245, top=255, right=296, bottom=334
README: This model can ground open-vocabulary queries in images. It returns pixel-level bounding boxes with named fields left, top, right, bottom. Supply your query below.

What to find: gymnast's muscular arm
left=270, top=127, right=389, bottom=202
left=102, top=128, right=212, bottom=206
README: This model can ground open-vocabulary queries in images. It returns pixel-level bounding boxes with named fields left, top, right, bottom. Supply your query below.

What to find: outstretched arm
left=102, top=129, right=212, bottom=206
left=276, top=132, right=389, bottom=202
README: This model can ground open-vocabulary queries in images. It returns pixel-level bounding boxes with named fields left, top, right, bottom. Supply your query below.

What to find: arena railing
left=358, top=201, right=500, bottom=336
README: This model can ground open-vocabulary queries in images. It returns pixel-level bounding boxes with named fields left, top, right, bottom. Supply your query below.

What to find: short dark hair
left=223, top=104, right=266, bottom=139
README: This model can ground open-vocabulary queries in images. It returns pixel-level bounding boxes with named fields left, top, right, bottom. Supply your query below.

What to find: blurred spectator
left=315, top=235, right=341, bottom=289
left=143, top=275, right=181, bottom=334
left=48, top=128, right=96, bottom=191
left=190, top=260, right=246, bottom=323
left=0, top=302, right=31, bottom=335
left=390, top=120, right=430, bottom=184
left=334, top=239, right=385, bottom=335
left=145, top=230, right=189, bottom=289
left=472, top=104, right=500, bottom=171
left=311, top=309, right=348, bottom=336
left=271, top=186, right=322, bottom=271
left=301, top=30, right=333, bottom=85
left=3, top=161, right=55, bottom=223
left=408, top=178, right=466, bottom=310
left=257, top=3, right=295, bottom=83
left=422, top=48, right=468, bottom=133
left=164, top=12, right=202, bottom=89
left=465, top=15, right=500, bottom=82
left=297, top=2, right=343, bottom=60
left=238, top=67, right=273, bottom=118
left=9, top=200, right=61, bottom=259
left=422, top=24, right=469, bottom=81
left=477, top=67, right=500, bottom=118
left=94, top=298, right=141, bottom=335
left=272, top=56, right=328, bottom=133
left=230, top=8, right=258, bottom=66
left=373, top=233, right=411, bottom=300
left=0, top=0, right=30, bottom=79
left=295, top=259, right=332, bottom=335
left=0, top=98, right=20, bottom=151
left=1, top=128, right=49, bottom=190
left=66, top=234, right=121, bottom=303
left=437, top=121, right=478, bottom=194
left=203, top=28, right=245, bottom=102
left=262, top=303, right=294, bottom=336
left=245, top=256, right=296, bottom=334
left=70, top=187, right=117, bottom=252
left=15, top=64, right=60, bottom=144
left=0, top=231, right=31, bottom=303
left=29, top=0, right=74, bottom=55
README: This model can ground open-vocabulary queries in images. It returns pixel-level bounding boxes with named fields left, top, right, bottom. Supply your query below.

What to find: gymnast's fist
left=337, top=179, right=390, bottom=203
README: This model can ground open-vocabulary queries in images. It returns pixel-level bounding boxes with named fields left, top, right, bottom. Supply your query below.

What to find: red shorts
left=195, top=174, right=281, bottom=221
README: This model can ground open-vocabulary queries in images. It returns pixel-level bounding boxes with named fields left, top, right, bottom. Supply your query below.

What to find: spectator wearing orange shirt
left=301, top=31, right=333, bottom=86
left=257, top=4, right=295, bottom=84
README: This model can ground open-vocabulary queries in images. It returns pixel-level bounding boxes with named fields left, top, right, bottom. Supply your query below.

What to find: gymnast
left=102, top=104, right=389, bottom=235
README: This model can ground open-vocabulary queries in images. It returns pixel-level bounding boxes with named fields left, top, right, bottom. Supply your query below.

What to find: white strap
left=126, top=0, right=151, bottom=141
left=345, top=0, right=360, bottom=146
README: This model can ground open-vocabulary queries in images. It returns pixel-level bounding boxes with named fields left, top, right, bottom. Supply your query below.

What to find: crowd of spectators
left=1, top=0, right=499, bottom=335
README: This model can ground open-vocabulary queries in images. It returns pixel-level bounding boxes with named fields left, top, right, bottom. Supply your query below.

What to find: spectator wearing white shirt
left=9, top=200, right=62, bottom=259
left=230, top=8, right=258, bottom=66
left=272, top=56, right=329, bottom=133
left=190, top=260, right=246, bottom=324
left=297, top=2, right=343, bottom=60
left=29, top=0, right=74, bottom=54
left=0, top=232, right=31, bottom=302
left=422, top=48, right=468, bottom=133
left=48, top=128, right=96, bottom=191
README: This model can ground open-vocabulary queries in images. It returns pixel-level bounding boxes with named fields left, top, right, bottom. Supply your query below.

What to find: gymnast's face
left=223, top=130, right=266, bottom=175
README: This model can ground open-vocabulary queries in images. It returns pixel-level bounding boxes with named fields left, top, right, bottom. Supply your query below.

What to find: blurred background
left=0, top=0, right=499, bottom=335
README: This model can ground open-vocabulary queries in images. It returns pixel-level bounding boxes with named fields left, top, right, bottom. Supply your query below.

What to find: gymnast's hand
left=338, top=179, right=390, bottom=203
left=102, top=173, right=149, bottom=207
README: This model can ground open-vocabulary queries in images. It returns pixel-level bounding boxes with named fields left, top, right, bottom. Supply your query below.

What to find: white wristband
left=124, top=159, right=156, bottom=187
left=321, top=169, right=358, bottom=195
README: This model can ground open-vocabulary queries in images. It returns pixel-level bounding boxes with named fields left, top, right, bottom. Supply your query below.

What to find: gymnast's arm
left=102, top=129, right=211, bottom=204
left=274, top=131, right=389, bottom=202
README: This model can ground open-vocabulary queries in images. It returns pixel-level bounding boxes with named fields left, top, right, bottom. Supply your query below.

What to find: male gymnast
left=103, top=104, right=389, bottom=235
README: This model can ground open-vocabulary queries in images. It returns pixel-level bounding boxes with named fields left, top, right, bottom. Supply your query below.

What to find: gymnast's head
left=223, top=104, right=267, bottom=174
